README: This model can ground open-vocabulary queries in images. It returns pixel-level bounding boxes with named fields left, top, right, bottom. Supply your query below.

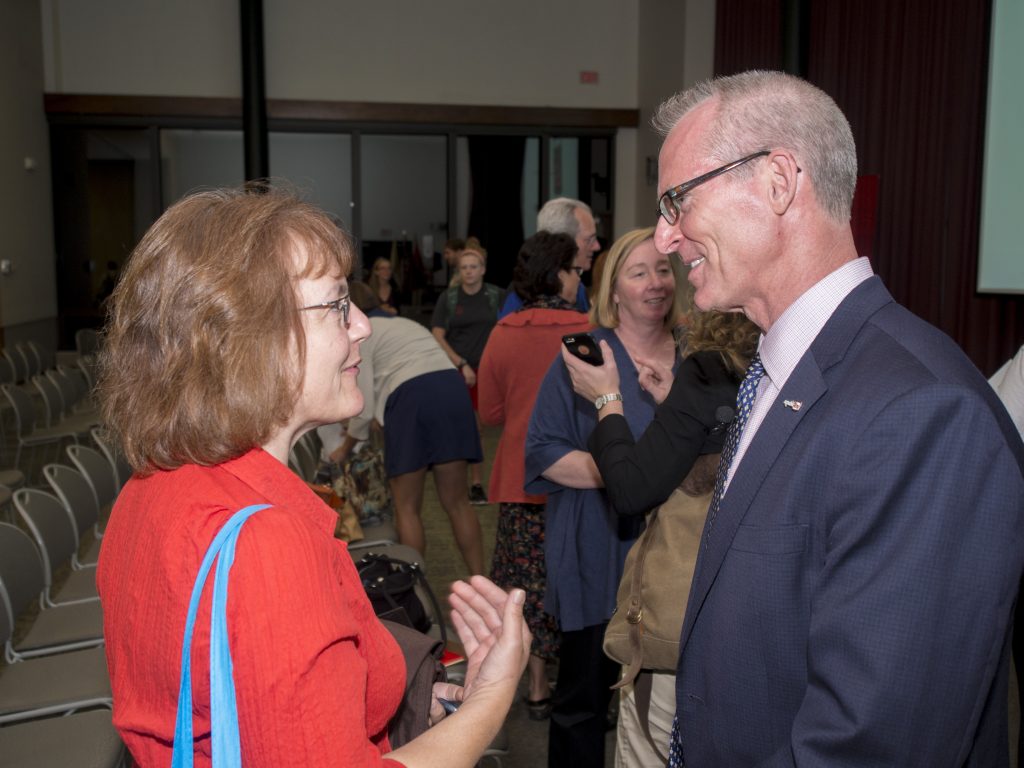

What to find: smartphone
left=562, top=333, right=604, bottom=366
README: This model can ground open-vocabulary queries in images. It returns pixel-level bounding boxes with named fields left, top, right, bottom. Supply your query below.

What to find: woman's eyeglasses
left=299, top=294, right=351, bottom=327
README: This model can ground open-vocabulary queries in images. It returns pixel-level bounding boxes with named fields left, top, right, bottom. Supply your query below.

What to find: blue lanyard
left=171, top=504, right=271, bottom=768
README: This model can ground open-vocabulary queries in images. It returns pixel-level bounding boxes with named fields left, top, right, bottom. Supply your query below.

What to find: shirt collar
left=219, top=447, right=337, bottom=535
left=759, top=257, right=874, bottom=390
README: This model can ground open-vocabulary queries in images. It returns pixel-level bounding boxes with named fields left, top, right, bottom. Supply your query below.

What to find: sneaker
left=469, top=484, right=488, bottom=505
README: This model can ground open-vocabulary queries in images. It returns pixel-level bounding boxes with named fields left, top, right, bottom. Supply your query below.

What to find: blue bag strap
left=171, top=503, right=272, bottom=768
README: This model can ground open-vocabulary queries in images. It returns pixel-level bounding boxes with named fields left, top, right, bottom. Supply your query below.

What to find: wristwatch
left=593, top=393, right=623, bottom=411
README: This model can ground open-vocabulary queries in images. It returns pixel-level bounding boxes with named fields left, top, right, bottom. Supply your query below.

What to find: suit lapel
left=678, top=276, right=895, bottom=654
left=678, top=363, right=825, bottom=650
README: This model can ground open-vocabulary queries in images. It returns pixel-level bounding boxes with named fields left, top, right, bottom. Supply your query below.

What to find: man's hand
left=634, top=355, right=674, bottom=404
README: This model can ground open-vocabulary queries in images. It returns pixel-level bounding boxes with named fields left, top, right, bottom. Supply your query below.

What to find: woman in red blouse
left=95, top=186, right=530, bottom=767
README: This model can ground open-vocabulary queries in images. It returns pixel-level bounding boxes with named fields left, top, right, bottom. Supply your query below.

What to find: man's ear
left=766, top=150, right=800, bottom=215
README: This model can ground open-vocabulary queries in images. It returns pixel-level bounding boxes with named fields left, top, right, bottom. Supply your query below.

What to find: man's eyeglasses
left=299, top=294, right=351, bottom=327
left=657, top=150, right=771, bottom=225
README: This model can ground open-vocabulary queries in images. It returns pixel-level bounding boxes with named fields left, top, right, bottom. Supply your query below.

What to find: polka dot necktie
left=703, top=354, right=765, bottom=548
left=668, top=717, right=684, bottom=767
left=667, top=354, right=765, bottom=768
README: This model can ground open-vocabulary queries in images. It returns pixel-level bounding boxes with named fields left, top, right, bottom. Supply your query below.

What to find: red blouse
left=477, top=307, right=591, bottom=504
left=96, top=448, right=405, bottom=767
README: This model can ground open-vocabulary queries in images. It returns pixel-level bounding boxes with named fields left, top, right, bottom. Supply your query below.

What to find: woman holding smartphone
left=524, top=227, right=688, bottom=768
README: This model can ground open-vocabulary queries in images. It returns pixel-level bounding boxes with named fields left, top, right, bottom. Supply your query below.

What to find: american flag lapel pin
left=783, top=399, right=802, bottom=411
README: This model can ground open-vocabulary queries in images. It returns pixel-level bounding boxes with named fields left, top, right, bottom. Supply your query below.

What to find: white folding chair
left=0, top=522, right=104, bottom=664
left=44, top=463, right=102, bottom=568
left=91, top=427, right=132, bottom=492
left=13, top=488, right=100, bottom=607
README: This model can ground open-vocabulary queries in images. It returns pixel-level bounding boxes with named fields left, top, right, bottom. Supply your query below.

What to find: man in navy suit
left=653, top=71, right=1024, bottom=766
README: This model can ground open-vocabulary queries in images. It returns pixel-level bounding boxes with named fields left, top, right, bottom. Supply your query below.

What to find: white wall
left=1, top=0, right=58, bottom=344
left=630, top=0, right=716, bottom=230
left=31, top=0, right=716, bottom=294
left=43, top=0, right=640, bottom=108
left=42, top=0, right=242, bottom=97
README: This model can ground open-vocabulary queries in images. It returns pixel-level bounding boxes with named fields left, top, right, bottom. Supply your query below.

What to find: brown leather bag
left=603, top=481, right=713, bottom=688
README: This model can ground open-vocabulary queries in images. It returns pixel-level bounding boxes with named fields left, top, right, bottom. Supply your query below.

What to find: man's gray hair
left=652, top=71, right=857, bottom=223
left=537, top=197, right=592, bottom=237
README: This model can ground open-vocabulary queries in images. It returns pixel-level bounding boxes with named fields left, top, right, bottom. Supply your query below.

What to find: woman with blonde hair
left=432, top=242, right=504, bottom=503
left=96, top=186, right=530, bottom=767
left=524, top=226, right=687, bottom=767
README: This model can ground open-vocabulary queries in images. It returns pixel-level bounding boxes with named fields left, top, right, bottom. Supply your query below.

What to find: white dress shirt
left=990, top=344, right=1024, bottom=440
left=726, top=257, right=874, bottom=489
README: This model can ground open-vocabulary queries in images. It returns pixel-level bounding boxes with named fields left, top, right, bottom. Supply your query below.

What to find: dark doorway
left=466, top=136, right=527, bottom=290
left=50, top=127, right=158, bottom=347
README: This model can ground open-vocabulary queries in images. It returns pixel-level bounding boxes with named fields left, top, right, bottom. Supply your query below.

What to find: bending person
left=346, top=281, right=485, bottom=575
left=96, top=187, right=527, bottom=766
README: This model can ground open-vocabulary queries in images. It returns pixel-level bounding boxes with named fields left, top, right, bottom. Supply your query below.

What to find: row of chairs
left=0, top=342, right=53, bottom=387
left=0, top=342, right=98, bottom=494
left=0, top=341, right=96, bottom=406
left=0, top=346, right=73, bottom=523
left=0, top=439, right=128, bottom=765
left=0, top=330, right=100, bottom=389
left=2, top=366, right=104, bottom=476
left=0, top=334, right=122, bottom=764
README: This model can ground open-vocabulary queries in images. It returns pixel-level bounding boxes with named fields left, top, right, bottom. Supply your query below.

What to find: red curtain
left=715, top=0, right=1023, bottom=374
left=714, top=0, right=782, bottom=75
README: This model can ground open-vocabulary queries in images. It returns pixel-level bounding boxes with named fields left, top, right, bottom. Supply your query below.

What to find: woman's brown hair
left=684, top=309, right=760, bottom=376
left=98, top=186, right=353, bottom=473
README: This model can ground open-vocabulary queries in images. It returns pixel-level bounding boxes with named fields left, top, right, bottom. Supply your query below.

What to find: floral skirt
left=489, top=502, right=560, bottom=660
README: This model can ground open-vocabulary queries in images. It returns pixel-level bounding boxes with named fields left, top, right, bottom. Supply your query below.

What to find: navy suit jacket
left=675, top=276, right=1024, bottom=766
